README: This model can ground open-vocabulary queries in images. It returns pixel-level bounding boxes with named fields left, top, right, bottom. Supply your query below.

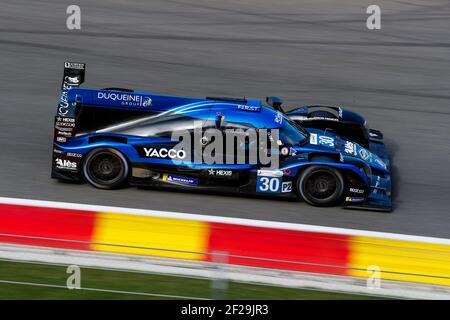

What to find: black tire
left=297, top=166, right=344, bottom=206
left=83, top=148, right=129, bottom=189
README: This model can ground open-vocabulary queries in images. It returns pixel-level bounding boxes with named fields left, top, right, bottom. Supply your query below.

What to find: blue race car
left=52, top=62, right=392, bottom=212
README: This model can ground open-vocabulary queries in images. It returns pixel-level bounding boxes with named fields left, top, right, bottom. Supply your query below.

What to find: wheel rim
left=305, top=171, right=338, bottom=200
left=87, top=152, right=124, bottom=185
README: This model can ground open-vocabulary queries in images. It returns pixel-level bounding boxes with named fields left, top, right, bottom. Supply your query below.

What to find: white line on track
left=0, top=279, right=209, bottom=300
left=1, top=196, right=450, bottom=245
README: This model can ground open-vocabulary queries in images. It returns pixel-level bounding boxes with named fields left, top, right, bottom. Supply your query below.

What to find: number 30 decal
left=257, top=177, right=281, bottom=193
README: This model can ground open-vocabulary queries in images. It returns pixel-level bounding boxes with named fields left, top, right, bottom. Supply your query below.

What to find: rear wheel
left=83, top=148, right=129, bottom=189
left=297, top=166, right=344, bottom=206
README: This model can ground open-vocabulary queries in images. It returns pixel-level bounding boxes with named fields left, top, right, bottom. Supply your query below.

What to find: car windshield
left=278, top=118, right=308, bottom=145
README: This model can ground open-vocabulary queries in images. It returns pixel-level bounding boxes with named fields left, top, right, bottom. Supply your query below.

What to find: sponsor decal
left=55, top=158, right=77, bottom=170
left=279, top=146, right=297, bottom=156
left=274, top=111, right=283, bottom=124
left=344, top=141, right=357, bottom=155
left=281, top=181, right=292, bottom=193
left=256, top=170, right=290, bottom=193
left=64, top=62, right=85, bottom=70
left=97, top=92, right=152, bottom=107
left=54, top=117, right=75, bottom=143
left=58, top=80, right=76, bottom=116
left=162, top=174, right=198, bottom=186
left=55, top=127, right=73, bottom=132
left=345, top=197, right=365, bottom=202
left=310, top=133, right=334, bottom=148
left=57, top=63, right=84, bottom=116
left=319, top=135, right=334, bottom=147
left=359, top=148, right=370, bottom=160
left=57, top=131, right=72, bottom=137
left=307, top=117, right=339, bottom=122
left=312, top=117, right=338, bottom=121
left=295, top=116, right=339, bottom=122
left=67, top=76, right=80, bottom=84
left=55, top=117, right=75, bottom=128
left=257, top=169, right=283, bottom=177
left=208, top=169, right=232, bottom=176
left=349, top=188, right=364, bottom=194
left=55, top=122, right=75, bottom=128
left=309, top=133, right=318, bottom=145
left=142, top=147, right=186, bottom=159
left=67, top=152, right=82, bottom=158
left=257, top=176, right=282, bottom=193
left=237, top=105, right=260, bottom=112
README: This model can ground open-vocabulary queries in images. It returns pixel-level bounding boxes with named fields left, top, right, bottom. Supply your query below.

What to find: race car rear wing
left=54, top=62, right=85, bottom=143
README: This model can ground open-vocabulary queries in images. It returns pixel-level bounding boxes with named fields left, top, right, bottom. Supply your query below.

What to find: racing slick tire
left=82, top=148, right=129, bottom=189
left=297, top=165, right=344, bottom=206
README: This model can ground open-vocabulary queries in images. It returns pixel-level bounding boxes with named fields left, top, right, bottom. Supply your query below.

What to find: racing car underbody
left=52, top=62, right=392, bottom=212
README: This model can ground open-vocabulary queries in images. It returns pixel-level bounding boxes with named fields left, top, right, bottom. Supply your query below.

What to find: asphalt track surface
left=0, top=0, right=449, bottom=237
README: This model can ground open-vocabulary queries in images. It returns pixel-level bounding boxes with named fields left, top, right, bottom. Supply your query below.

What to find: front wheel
left=297, top=166, right=344, bottom=206
left=83, top=148, right=129, bottom=189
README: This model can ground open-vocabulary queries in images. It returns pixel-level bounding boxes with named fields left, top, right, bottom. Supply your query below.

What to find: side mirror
left=266, top=96, right=283, bottom=108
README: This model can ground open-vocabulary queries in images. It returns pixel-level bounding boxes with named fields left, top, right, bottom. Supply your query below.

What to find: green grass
left=0, top=260, right=382, bottom=300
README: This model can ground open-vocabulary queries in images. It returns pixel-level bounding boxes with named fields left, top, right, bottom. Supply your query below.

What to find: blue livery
left=51, top=62, right=392, bottom=212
